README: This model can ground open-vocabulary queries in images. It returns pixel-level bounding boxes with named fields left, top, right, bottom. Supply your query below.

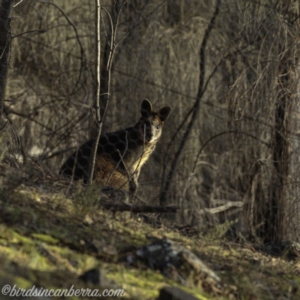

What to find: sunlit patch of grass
left=104, top=263, right=209, bottom=300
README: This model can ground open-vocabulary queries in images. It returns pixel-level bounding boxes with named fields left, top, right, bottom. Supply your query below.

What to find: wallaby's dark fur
left=60, top=100, right=171, bottom=193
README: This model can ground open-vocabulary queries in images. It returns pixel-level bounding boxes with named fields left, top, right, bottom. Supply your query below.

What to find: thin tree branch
left=12, top=29, right=47, bottom=39
left=115, top=1, right=166, bottom=48
left=88, top=1, right=125, bottom=184
left=192, top=130, right=271, bottom=173
left=41, top=1, right=87, bottom=96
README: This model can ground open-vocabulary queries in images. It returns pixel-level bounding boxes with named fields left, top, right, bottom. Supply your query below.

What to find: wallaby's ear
left=158, top=106, right=171, bottom=122
left=141, top=99, right=152, bottom=118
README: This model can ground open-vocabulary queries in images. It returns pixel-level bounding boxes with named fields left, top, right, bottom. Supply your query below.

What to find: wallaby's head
left=136, top=99, right=171, bottom=143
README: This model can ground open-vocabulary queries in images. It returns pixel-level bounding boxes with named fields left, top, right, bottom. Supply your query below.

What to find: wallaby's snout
left=60, top=99, right=171, bottom=194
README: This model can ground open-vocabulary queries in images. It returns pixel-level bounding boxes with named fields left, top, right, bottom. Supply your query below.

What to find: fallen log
left=99, top=202, right=178, bottom=213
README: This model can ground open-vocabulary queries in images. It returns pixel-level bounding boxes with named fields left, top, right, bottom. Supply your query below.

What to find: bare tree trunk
left=288, top=62, right=300, bottom=241
left=88, top=0, right=102, bottom=184
left=0, top=0, right=13, bottom=118
left=263, top=56, right=290, bottom=242
left=88, top=1, right=123, bottom=184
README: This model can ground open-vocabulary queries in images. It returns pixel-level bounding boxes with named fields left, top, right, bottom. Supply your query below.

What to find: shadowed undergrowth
left=0, top=164, right=298, bottom=299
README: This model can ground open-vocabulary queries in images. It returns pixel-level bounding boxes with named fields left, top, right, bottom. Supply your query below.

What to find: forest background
left=2, top=0, right=300, bottom=244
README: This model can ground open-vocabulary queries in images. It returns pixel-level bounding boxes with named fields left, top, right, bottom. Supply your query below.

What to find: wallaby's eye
left=156, top=125, right=160, bottom=130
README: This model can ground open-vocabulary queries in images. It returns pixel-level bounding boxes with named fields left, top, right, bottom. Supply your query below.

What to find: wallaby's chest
left=97, top=130, right=156, bottom=173
left=130, top=143, right=156, bottom=172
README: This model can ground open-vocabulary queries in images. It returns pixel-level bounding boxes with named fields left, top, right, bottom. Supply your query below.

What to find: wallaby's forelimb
left=107, top=130, right=130, bottom=189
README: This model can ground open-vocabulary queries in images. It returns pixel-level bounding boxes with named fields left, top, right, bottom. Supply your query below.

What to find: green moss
left=102, top=263, right=209, bottom=300
left=31, top=233, right=59, bottom=244
left=0, top=226, right=34, bottom=245
left=14, top=277, right=33, bottom=290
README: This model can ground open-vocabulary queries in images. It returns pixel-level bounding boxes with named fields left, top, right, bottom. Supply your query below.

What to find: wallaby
left=60, top=99, right=171, bottom=194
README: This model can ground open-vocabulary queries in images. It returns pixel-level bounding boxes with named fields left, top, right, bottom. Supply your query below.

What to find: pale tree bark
left=88, top=1, right=124, bottom=184
left=88, top=0, right=102, bottom=184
